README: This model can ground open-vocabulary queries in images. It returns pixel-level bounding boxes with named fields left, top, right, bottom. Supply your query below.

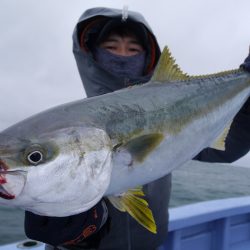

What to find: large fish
left=0, top=47, right=249, bottom=233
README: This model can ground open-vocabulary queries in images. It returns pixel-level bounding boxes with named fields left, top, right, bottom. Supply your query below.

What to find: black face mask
left=94, top=47, right=146, bottom=78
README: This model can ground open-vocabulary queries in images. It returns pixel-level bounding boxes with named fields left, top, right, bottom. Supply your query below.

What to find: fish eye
left=27, top=151, right=43, bottom=165
left=23, top=144, right=46, bottom=166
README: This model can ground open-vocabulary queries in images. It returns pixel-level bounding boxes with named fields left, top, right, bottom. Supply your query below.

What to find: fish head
left=0, top=126, right=112, bottom=216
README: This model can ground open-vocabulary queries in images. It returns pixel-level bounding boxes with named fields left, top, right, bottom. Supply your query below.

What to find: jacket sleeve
left=194, top=98, right=250, bottom=163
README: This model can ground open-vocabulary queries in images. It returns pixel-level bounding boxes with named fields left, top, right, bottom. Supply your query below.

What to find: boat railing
left=161, top=196, right=250, bottom=250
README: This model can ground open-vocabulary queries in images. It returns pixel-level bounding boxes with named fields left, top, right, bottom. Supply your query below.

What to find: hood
left=72, top=7, right=161, bottom=97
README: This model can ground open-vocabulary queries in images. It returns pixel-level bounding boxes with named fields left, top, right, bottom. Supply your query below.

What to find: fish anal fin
left=123, top=133, right=164, bottom=162
left=152, top=46, right=189, bottom=82
left=108, top=187, right=157, bottom=234
left=211, top=122, right=232, bottom=151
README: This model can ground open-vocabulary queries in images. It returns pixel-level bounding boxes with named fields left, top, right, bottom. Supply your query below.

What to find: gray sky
left=0, top=0, right=250, bottom=166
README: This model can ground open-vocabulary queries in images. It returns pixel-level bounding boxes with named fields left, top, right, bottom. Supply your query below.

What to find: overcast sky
left=0, top=0, right=250, bottom=166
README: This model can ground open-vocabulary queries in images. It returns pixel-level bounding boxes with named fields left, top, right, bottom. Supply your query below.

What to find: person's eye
left=105, top=46, right=116, bottom=50
left=128, top=46, right=143, bottom=54
left=129, top=48, right=140, bottom=52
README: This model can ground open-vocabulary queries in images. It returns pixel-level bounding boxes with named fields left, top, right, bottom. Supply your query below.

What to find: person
left=25, top=7, right=250, bottom=250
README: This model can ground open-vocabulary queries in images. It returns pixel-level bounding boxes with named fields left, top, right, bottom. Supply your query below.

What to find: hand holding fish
left=240, top=46, right=250, bottom=114
left=25, top=200, right=108, bottom=247
left=241, top=45, right=250, bottom=72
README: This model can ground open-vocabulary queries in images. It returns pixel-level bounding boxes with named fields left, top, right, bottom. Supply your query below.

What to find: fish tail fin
left=108, top=187, right=157, bottom=233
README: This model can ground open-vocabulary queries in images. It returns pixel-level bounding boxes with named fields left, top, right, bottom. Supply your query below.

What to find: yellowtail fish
left=0, top=47, right=249, bottom=233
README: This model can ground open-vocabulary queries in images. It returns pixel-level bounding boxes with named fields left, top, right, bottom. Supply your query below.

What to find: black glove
left=240, top=46, right=250, bottom=72
left=239, top=47, right=250, bottom=114
left=24, top=200, right=108, bottom=247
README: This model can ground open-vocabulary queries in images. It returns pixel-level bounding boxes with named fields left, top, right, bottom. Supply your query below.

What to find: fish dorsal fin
left=211, top=122, right=232, bottom=151
left=152, top=46, right=190, bottom=82
left=122, top=133, right=164, bottom=162
left=108, top=187, right=157, bottom=233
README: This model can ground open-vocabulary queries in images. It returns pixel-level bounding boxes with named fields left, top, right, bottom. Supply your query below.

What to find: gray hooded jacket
left=72, top=7, right=250, bottom=250
left=72, top=7, right=169, bottom=250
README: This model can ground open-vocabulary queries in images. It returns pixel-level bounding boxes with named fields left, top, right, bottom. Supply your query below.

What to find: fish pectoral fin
left=152, top=46, right=190, bottom=82
left=210, top=122, right=232, bottom=151
left=108, top=187, right=157, bottom=234
left=119, top=133, right=164, bottom=162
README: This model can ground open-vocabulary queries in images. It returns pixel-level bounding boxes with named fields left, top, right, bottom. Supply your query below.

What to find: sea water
left=0, top=161, right=250, bottom=245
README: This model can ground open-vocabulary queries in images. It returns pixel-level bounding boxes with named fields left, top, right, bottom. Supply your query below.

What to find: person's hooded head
left=72, top=7, right=161, bottom=97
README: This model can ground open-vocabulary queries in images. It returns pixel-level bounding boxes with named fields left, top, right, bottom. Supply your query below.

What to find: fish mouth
left=0, top=185, right=15, bottom=200
left=0, top=160, right=26, bottom=200
left=0, top=170, right=15, bottom=200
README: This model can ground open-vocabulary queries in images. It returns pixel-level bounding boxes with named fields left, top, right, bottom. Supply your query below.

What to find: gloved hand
left=239, top=97, right=250, bottom=115
left=239, top=46, right=250, bottom=114
left=24, top=200, right=108, bottom=247
left=240, top=46, right=250, bottom=72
